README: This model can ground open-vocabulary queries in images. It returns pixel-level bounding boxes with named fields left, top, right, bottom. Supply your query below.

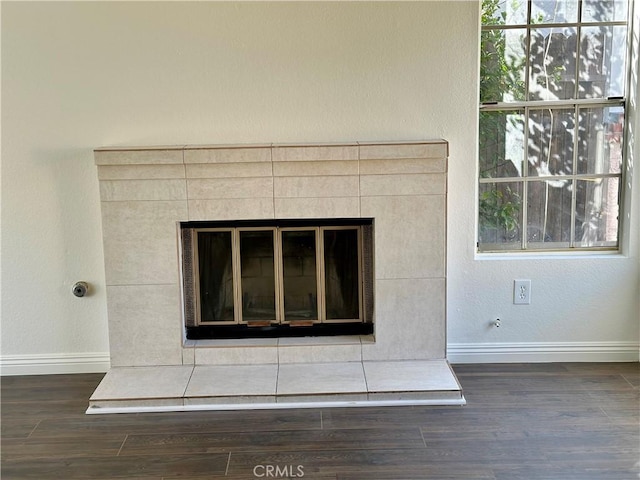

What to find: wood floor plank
left=0, top=374, right=103, bottom=402
left=29, top=409, right=321, bottom=438
left=321, top=405, right=461, bottom=430
left=0, top=418, right=40, bottom=439
left=1, top=453, right=229, bottom=479
left=225, top=448, right=525, bottom=477
left=120, top=427, right=424, bottom=456
left=1, top=433, right=127, bottom=461
left=337, top=470, right=496, bottom=480
left=493, top=464, right=638, bottom=480
left=453, top=363, right=571, bottom=375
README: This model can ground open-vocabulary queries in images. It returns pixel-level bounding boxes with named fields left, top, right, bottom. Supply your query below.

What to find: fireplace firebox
left=181, top=218, right=374, bottom=339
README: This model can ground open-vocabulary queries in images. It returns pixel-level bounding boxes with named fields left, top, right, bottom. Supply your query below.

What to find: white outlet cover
left=514, top=279, right=531, bottom=305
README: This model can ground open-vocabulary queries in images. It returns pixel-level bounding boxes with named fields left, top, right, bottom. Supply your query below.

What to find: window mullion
left=521, top=106, right=530, bottom=250
left=569, top=104, right=580, bottom=248
left=521, top=0, right=531, bottom=251
left=575, top=1, right=582, bottom=101
left=524, top=1, right=532, bottom=101
left=481, top=98, right=625, bottom=110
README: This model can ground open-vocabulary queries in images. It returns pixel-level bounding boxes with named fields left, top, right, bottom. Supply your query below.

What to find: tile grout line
left=358, top=144, right=361, bottom=217
left=182, top=365, right=196, bottom=400
left=359, top=337, right=368, bottom=397
left=275, top=351, right=280, bottom=398
left=182, top=149, right=190, bottom=221
left=271, top=146, right=276, bottom=218
left=361, top=358, right=370, bottom=396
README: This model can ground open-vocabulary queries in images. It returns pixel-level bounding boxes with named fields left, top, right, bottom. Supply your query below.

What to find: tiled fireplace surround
left=88, top=140, right=464, bottom=412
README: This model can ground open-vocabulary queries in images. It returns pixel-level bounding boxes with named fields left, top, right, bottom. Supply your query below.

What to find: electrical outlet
left=514, top=279, right=531, bottom=305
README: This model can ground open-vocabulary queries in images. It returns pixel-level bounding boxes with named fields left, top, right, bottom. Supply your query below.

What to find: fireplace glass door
left=239, top=229, right=277, bottom=324
left=197, top=231, right=235, bottom=322
left=324, top=228, right=360, bottom=321
left=281, top=229, right=319, bottom=323
left=193, top=224, right=364, bottom=327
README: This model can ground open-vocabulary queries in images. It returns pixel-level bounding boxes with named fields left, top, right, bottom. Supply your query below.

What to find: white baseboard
left=0, top=352, right=110, bottom=376
left=448, top=341, right=640, bottom=364
left=1, top=343, right=638, bottom=375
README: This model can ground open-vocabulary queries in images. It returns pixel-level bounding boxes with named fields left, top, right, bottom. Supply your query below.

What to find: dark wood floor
left=1, top=363, right=638, bottom=480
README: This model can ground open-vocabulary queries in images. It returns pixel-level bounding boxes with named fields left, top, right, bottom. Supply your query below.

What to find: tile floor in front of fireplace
left=87, top=359, right=464, bottom=414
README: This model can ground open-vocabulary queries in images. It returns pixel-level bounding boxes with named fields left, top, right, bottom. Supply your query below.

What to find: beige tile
left=359, top=158, right=446, bottom=175
left=277, top=362, right=367, bottom=395
left=363, top=360, right=460, bottom=392
left=362, top=278, right=446, bottom=361
left=185, top=365, right=278, bottom=396
left=278, top=344, right=362, bottom=364
left=359, top=142, right=447, bottom=160
left=194, top=338, right=278, bottom=348
left=273, top=160, right=358, bottom=177
left=274, top=176, right=359, bottom=198
left=194, top=346, right=278, bottom=365
left=106, top=285, right=184, bottom=367
left=185, top=162, right=272, bottom=179
left=184, top=395, right=276, bottom=405
left=182, top=346, right=195, bottom=365
left=97, top=164, right=186, bottom=180
left=184, top=146, right=271, bottom=164
left=100, top=179, right=187, bottom=201
left=101, top=201, right=187, bottom=285
left=360, top=335, right=375, bottom=345
left=89, top=398, right=185, bottom=409
left=89, top=365, right=193, bottom=400
left=278, top=336, right=362, bottom=346
left=367, top=391, right=464, bottom=402
left=187, top=177, right=273, bottom=199
left=361, top=195, right=445, bottom=279
left=94, top=148, right=184, bottom=166
left=188, top=198, right=274, bottom=221
left=360, top=173, right=445, bottom=196
left=272, top=145, right=358, bottom=162
left=274, top=197, right=359, bottom=218
left=277, top=393, right=368, bottom=403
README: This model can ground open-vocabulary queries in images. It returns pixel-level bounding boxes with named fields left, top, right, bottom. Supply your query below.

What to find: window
left=181, top=219, right=374, bottom=339
left=478, top=0, right=629, bottom=252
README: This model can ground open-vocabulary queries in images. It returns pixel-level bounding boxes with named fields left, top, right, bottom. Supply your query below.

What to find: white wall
left=1, top=1, right=638, bottom=374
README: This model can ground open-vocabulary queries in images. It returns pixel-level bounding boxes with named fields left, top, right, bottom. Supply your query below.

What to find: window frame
left=478, top=0, right=631, bottom=253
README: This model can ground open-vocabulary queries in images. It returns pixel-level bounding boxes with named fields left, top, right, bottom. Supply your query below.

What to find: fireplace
left=88, top=140, right=463, bottom=412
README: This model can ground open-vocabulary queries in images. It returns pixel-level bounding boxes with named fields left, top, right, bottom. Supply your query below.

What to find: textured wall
left=1, top=1, right=638, bottom=371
